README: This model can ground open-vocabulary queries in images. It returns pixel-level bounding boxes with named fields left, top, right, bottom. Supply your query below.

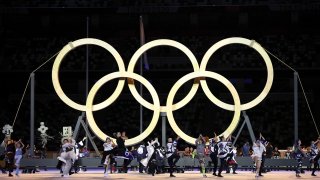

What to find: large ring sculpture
left=52, top=37, right=273, bottom=146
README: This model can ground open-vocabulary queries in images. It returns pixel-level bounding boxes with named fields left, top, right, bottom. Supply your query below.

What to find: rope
left=11, top=51, right=60, bottom=128
left=12, top=76, right=31, bottom=128
left=32, top=51, right=60, bottom=73
left=297, top=74, right=320, bottom=136
left=263, top=47, right=320, bottom=136
left=263, top=48, right=296, bottom=72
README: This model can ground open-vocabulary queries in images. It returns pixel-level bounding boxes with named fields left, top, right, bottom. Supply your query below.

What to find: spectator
left=272, top=147, right=281, bottom=159
left=242, top=142, right=250, bottom=157
left=266, top=143, right=274, bottom=159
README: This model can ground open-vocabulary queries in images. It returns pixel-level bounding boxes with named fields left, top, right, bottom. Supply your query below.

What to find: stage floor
left=0, top=170, right=319, bottom=179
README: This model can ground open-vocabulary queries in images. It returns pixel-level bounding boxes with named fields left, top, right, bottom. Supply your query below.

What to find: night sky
left=0, top=1, right=319, bottom=151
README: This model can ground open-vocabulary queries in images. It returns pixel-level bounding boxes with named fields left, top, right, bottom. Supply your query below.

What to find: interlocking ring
left=127, top=39, right=200, bottom=112
left=86, top=72, right=160, bottom=146
left=200, top=37, right=273, bottom=111
left=52, top=38, right=126, bottom=111
left=166, top=71, right=241, bottom=144
left=52, top=37, right=273, bottom=146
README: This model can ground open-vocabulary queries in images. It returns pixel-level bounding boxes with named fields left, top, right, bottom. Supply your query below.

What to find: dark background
left=0, top=0, right=319, bottom=151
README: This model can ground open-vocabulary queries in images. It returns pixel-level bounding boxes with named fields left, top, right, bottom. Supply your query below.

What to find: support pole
left=232, top=111, right=256, bottom=146
left=85, top=16, right=89, bottom=148
left=139, top=16, right=148, bottom=133
left=161, top=112, right=166, bottom=146
left=294, top=72, right=298, bottom=142
left=30, top=73, right=35, bottom=157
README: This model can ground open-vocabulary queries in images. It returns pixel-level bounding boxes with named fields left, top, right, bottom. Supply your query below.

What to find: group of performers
left=0, top=133, right=319, bottom=178
left=0, top=137, right=25, bottom=177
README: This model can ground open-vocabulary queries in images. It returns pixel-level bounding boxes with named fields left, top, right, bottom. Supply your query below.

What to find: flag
left=140, top=16, right=149, bottom=70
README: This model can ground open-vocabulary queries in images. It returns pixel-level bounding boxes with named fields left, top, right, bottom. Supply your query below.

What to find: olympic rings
left=52, top=38, right=126, bottom=111
left=166, top=71, right=241, bottom=144
left=86, top=72, right=160, bottom=146
left=200, top=37, right=274, bottom=111
left=52, top=37, right=273, bottom=146
left=127, top=39, right=199, bottom=112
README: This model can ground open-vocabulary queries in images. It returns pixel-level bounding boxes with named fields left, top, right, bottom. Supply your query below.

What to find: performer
left=114, top=132, right=132, bottom=173
left=166, top=136, right=180, bottom=177
left=5, top=138, right=15, bottom=177
left=292, top=139, right=306, bottom=177
left=155, top=145, right=166, bottom=174
left=217, top=136, right=229, bottom=177
left=258, top=133, right=268, bottom=175
left=101, top=137, right=115, bottom=177
left=195, top=134, right=207, bottom=178
left=147, top=137, right=160, bottom=176
left=137, top=143, right=147, bottom=173
left=58, top=137, right=76, bottom=177
left=226, top=143, right=238, bottom=174
left=252, top=139, right=265, bottom=178
left=310, top=137, right=320, bottom=176
left=209, top=133, right=219, bottom=176
left=14, top=139, right=24, bottom=176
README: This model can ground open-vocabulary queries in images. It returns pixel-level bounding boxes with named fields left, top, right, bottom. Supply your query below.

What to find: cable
left=263, top=47, right=319, bottom=136
left=11, top=51, right=60, bottom=128
left=11, top=76, right=31, bottom=128
left=297, top=74, right=320, bottom=136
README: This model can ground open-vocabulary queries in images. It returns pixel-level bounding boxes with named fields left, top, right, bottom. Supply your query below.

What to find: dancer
left=216, top=136, right=229, bottom=177
left=155, top=145, right=166, bottom=174
left=149, top=137, right=165, bottom=174
left=147, top=137, right=160, bottom=176
left=226, top=144, right=238, bottom=174
left=166, top=136, right=180, bottom=177
left=137, top=143, right=147, bottom=173
left=195, top=134, right=207, bottom=177
left=258, top=133, right=268, bottom=175
left=5, top=138, right=15, bottom=177
left=114, top=132, right=131, bottom=173
left=101, top=137, right=115, bottom=177
left=310, top=137, right=320, bottom=176
left=252, top=139, right=265, bottom=178
left=293, top=139, right=306, bottom=177
left=58, top=137, right=76, bottom=177
left=14, top=139, right=24, bottom=176
left=209, top=133, right=219, bottom=176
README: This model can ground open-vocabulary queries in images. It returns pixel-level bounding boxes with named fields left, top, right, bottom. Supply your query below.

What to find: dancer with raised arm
left=14, top=139, right=24, bottom=176
left=195, top=134, right=207, bottom=178
left=252, top=139, right=265, bottom=178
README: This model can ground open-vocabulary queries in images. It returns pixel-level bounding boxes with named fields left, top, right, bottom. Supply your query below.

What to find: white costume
left=58, top=138, right=76, bottom=177
left=252, top=142, right=266, bottom=160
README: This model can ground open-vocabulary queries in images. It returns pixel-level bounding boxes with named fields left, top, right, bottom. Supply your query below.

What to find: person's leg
left=210, top=153, right=218, bottom=175
left=173, top=153, right=180, bottom=165
left=123, top=158, right=132, bottom=173
left=259, top=155, right=265, bottom=175
left=104, top=155, right=110, bottom=175
left=255, top=158, right=261, bottom=177
left=7, top=154, right=14, bottom=177
left=101, top=151, right=107, bottom=165
left=296, top=158, right=302, bottom=177
left=218, top=158, right=226, bottom=177
left=312, top=154, right=320, bottom=176
left=62, top=153, right=71, bottom=176
left=233, top=163, right=238, bottom=174
left=167, top=155, right=175, bottom=177
left=14, top=155, right=22, bottom=176
left=199, top=155, right=206, bottom=177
